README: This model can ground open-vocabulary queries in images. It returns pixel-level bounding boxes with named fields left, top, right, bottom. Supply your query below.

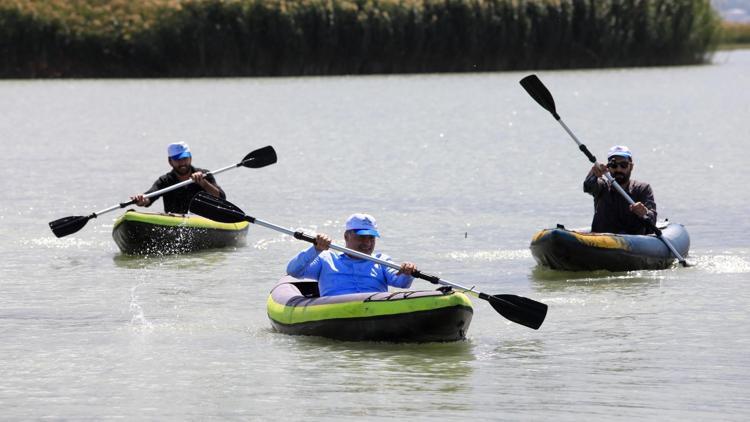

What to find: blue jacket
left=286, top=246, right=414, bottom=296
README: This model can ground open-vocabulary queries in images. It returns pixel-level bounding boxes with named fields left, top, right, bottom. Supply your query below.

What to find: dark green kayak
left=112, top=210, right=249, bottom=255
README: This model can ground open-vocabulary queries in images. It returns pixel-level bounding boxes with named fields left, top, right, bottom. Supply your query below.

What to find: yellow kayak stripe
left=113, top=211, right=249, bottom=231
left=531, top=230, right=548, bottom=243
left=267, top=292, right=472, bottom=325
left=532, top=228, right=629, bottom=250
left=568, top=231, right=628, bottom=249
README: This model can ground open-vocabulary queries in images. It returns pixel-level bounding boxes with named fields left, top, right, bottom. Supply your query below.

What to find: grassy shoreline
left=0, top=0, right=723, bottom=78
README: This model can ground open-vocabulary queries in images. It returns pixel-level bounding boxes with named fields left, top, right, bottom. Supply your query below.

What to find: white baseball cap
left=607, top=145, right=632, bottom=160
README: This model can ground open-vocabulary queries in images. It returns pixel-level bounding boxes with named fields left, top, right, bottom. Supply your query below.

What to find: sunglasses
left=607, top=161, right=630, bottom=170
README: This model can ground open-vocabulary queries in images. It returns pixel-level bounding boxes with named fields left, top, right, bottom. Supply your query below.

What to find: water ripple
left=447, top=249, right=531, bottom=262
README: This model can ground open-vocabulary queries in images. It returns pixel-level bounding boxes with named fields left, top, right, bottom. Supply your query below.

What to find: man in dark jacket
left=583, top=145, right=656, bottom=235
left=130, top=142, right=225, bottom=214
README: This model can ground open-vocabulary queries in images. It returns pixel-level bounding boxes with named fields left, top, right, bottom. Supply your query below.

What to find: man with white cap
left=584, top=145, right=657, bottom=235
left=130, top=142, right=225, bottom=214
left=286, top=213, right=417, bottom=296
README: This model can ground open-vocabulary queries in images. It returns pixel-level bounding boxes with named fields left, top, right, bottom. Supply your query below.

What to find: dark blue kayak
left=530, top=222, right=690, bottom=272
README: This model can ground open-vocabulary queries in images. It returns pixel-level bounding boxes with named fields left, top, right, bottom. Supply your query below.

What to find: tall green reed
left=0, top=0, right=722, bottom=77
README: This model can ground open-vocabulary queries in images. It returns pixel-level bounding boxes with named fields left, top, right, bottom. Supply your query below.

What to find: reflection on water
left=112, top=248, right=230, bottom=269
left=529, top=264, right=672, bottom=280
left=446, top=248, right=531, bottom=262
left=529, top=265, right=666, bottom=291
left=293, top=334, right=474, bottom=359
left=264, top=334, right=476, bottom=417
left=477, top=338, right=546, bottom=360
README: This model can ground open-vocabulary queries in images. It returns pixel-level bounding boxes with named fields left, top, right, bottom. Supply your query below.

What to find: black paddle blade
left=189, top=192, right=248, bottom=224
left=520, top=74, right=559, bottom=120
left=241, top=145, right=277, bottom=168
left=49, top=215, right=91, bottom=238
left=488, top=294, right=548, bottom=330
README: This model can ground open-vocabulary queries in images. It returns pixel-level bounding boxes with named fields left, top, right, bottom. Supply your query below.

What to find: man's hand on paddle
left=191, top=171, right=207, bottom=186
left=630, top=202, right=649, bottom=218
left=590, top=163, right=608, bottom=178
left=130, top=194, right=150, bottom=207
left=397, top=262, right=417, bottom=276
left=313, top=234, right=332, bottom=252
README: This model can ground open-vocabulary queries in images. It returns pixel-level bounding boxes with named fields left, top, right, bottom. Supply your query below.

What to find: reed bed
left=721, top=21, right=750, bottom=46
left=0, top=0, right=721, bottom=77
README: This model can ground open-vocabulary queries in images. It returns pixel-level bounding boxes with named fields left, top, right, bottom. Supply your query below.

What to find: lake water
left=1, top=49, right=749, bottom=420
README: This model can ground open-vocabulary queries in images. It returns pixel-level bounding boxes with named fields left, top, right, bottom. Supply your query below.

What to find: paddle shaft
left=244, top=215, right=491, bottom=300
left=89, top=159, right=250, bottom=219
left=186, top=191, right=547, bottom=329
left=49, top=146, right=277, bottom=238
left=554, top=118, right=640, bottom=202
left=528, top=77, right=688, bottom=266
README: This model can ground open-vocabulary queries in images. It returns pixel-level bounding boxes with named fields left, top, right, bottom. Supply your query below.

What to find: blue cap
left=168, top=142, right=192, bottom=160
left=345, top=213, right=380, bottom=237
left=607, top=145, right=632, bottom=160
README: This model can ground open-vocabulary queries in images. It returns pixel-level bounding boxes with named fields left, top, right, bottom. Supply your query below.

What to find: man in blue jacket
left=583, top=145, right=657, bottom=235
left=286, top=213, right=417, bottom=296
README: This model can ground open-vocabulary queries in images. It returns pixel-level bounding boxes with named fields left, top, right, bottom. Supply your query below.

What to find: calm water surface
left=1, top=50, right=749, bottom=420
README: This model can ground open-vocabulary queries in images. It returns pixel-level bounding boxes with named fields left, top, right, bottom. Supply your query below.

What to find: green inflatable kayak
left=267, top=277, right=473, bottom=342
left=112, top=210, right=248, bottom=255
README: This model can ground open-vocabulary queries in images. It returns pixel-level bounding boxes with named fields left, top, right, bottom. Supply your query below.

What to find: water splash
left=693, top=253, right=750, bottom=274
left=24, top=236, right=97, bottom=249
left=129, top=283, right=153, bottom=332
left=253, top=235, right=292, bottom=250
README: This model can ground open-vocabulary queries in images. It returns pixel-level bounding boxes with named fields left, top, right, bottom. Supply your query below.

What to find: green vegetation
left=720, top=21, right=750, bottom=47
left=0, top=0, right=722, bottom=78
